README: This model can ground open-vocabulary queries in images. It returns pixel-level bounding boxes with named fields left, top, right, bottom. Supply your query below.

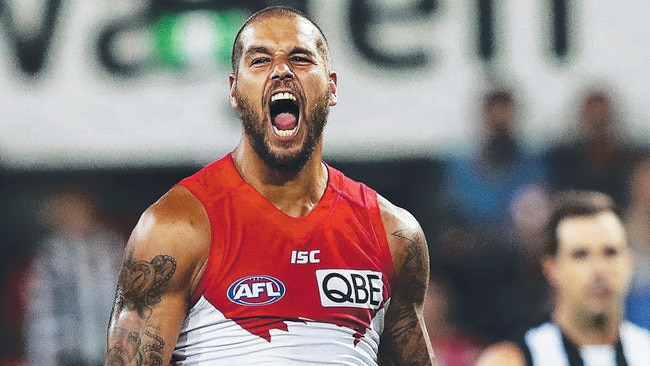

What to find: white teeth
left=273, top=125, right=298, bottom=137
left=271, top=92, right=296, bottom=102
left=270, top=92, right=298, bottom=137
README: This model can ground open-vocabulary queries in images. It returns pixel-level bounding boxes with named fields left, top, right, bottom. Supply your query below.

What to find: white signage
left=0, top=0, right=648, bottom=168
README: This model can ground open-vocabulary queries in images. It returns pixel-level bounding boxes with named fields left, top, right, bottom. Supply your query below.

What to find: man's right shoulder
left=129, top=185, right=211, bottom=259
left=121, top=185, right=212, bottom=297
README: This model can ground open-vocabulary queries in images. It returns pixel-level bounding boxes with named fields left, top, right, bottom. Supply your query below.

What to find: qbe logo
left=227, top=275, right=286, bottom=306
left=316, top=270, right=383, bottom=309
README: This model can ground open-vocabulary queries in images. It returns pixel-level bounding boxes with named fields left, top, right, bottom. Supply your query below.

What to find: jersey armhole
left=175, top=181, right=213, bottom=307
left=367, top=191, right=396, bottom=289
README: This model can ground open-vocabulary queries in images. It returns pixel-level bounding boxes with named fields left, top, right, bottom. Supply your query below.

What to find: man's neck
left=231, top=146, right=328, bottom=218
left=553, top=308, right=622, bottom=346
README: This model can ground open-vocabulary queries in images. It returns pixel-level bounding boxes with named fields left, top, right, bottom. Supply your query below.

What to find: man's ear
left=542, top=255, right=559, bottom=288
left=622, top=245, right=635, bottom=285
left=229, top=74, right=238, bottom=109
left=328, top=72, right=338, bottom=107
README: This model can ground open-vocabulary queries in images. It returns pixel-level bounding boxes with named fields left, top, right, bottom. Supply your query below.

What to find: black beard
left=235, top=91, right=330, bottom=173
left=588, top=312, right=609, bottom=330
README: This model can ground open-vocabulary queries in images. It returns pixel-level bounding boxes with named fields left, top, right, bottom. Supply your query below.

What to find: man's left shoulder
left=621, top=321, right=650, bottom=365
left=377, top=194, right=421, bottom=234
left=622, top=321, right=650, bottom=340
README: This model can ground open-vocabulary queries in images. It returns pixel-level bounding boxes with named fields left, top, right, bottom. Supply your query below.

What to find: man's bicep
left=105, top=191, right=209, bottom=365
left=383, top=230, right=435, bottom=365
left=379, top=197, right=435, bottom=365
left=390, top=226, right=429, bottom=303
left=106, top=246, right=186, bottom=365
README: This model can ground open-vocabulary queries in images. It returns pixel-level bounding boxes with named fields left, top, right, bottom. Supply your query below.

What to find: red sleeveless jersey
left=172, top=153, right=395, bottom=364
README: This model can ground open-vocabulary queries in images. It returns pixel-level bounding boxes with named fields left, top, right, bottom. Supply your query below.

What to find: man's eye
left=571, top=249, right=588, bottom=260
left=291, top=56, right=312, bottom=63
left=604, top=247, right=619, bottom=257
left=251, top=57, right=270, bottom=65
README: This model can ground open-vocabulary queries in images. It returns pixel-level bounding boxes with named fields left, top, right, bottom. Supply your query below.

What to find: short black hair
left=545, top=190, right=617, bottom=256
left=230, top=6, right=331, bottom=75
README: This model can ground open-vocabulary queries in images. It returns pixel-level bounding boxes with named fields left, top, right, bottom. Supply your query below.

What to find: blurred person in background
left=435, top=85, right=549, bottom=342
left=623, top=156, right=650, bottom=330
left=441, top=85, right=548, bottom=232
left=544, top=85, right=640, bottom=208
left=24, top=184, right=122, bottom=366
left=475, top=190, right=650, bottom=366
left=423, top=275, right=485, bottom=366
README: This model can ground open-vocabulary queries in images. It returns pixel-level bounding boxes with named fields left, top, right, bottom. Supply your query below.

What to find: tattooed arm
left=377, top=195, right=436, bottom=366
left=105, top=185, right=210, bottom=366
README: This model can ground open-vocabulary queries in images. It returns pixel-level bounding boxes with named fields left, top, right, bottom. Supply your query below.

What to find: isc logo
left=290, top=249, right=320, bottom=264
left=316, top=269, right=383, bottom=309
left=227, top=275, right=285, bottom=306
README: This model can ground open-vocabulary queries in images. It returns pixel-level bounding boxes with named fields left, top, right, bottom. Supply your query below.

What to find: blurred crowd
left=0, top=81, right=648, bottom=365
left=427, top=82, right=649, bottom=365
left=0, top=184, right=123, bottom=365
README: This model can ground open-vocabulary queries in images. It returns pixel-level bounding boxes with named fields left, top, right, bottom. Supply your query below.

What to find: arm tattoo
left=119, top=253, right=176, bottom=318
left=106, top=252, right=177, bottom=366
left=141, top=329, right=165, bottom=366
left=106, top=328, right=165, bottom=366
left=383, top=229, right=434, bottom=365
left=392, top=228, right=428, bottom=301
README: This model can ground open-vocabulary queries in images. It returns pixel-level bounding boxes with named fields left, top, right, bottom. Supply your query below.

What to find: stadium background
left=0, top=0, right=648, bottom=363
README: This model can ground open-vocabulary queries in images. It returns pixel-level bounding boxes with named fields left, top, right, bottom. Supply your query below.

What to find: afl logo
left=227, top=275, right=286, bottom=306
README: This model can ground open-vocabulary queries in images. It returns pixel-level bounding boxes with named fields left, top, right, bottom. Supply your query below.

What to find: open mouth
left=270, top=92, right=300, bottom=137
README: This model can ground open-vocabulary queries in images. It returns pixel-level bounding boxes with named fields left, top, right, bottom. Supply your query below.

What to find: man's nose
left=270, top=58, right=294, bottom=80
left=591, top=254, right=614, bottom=273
